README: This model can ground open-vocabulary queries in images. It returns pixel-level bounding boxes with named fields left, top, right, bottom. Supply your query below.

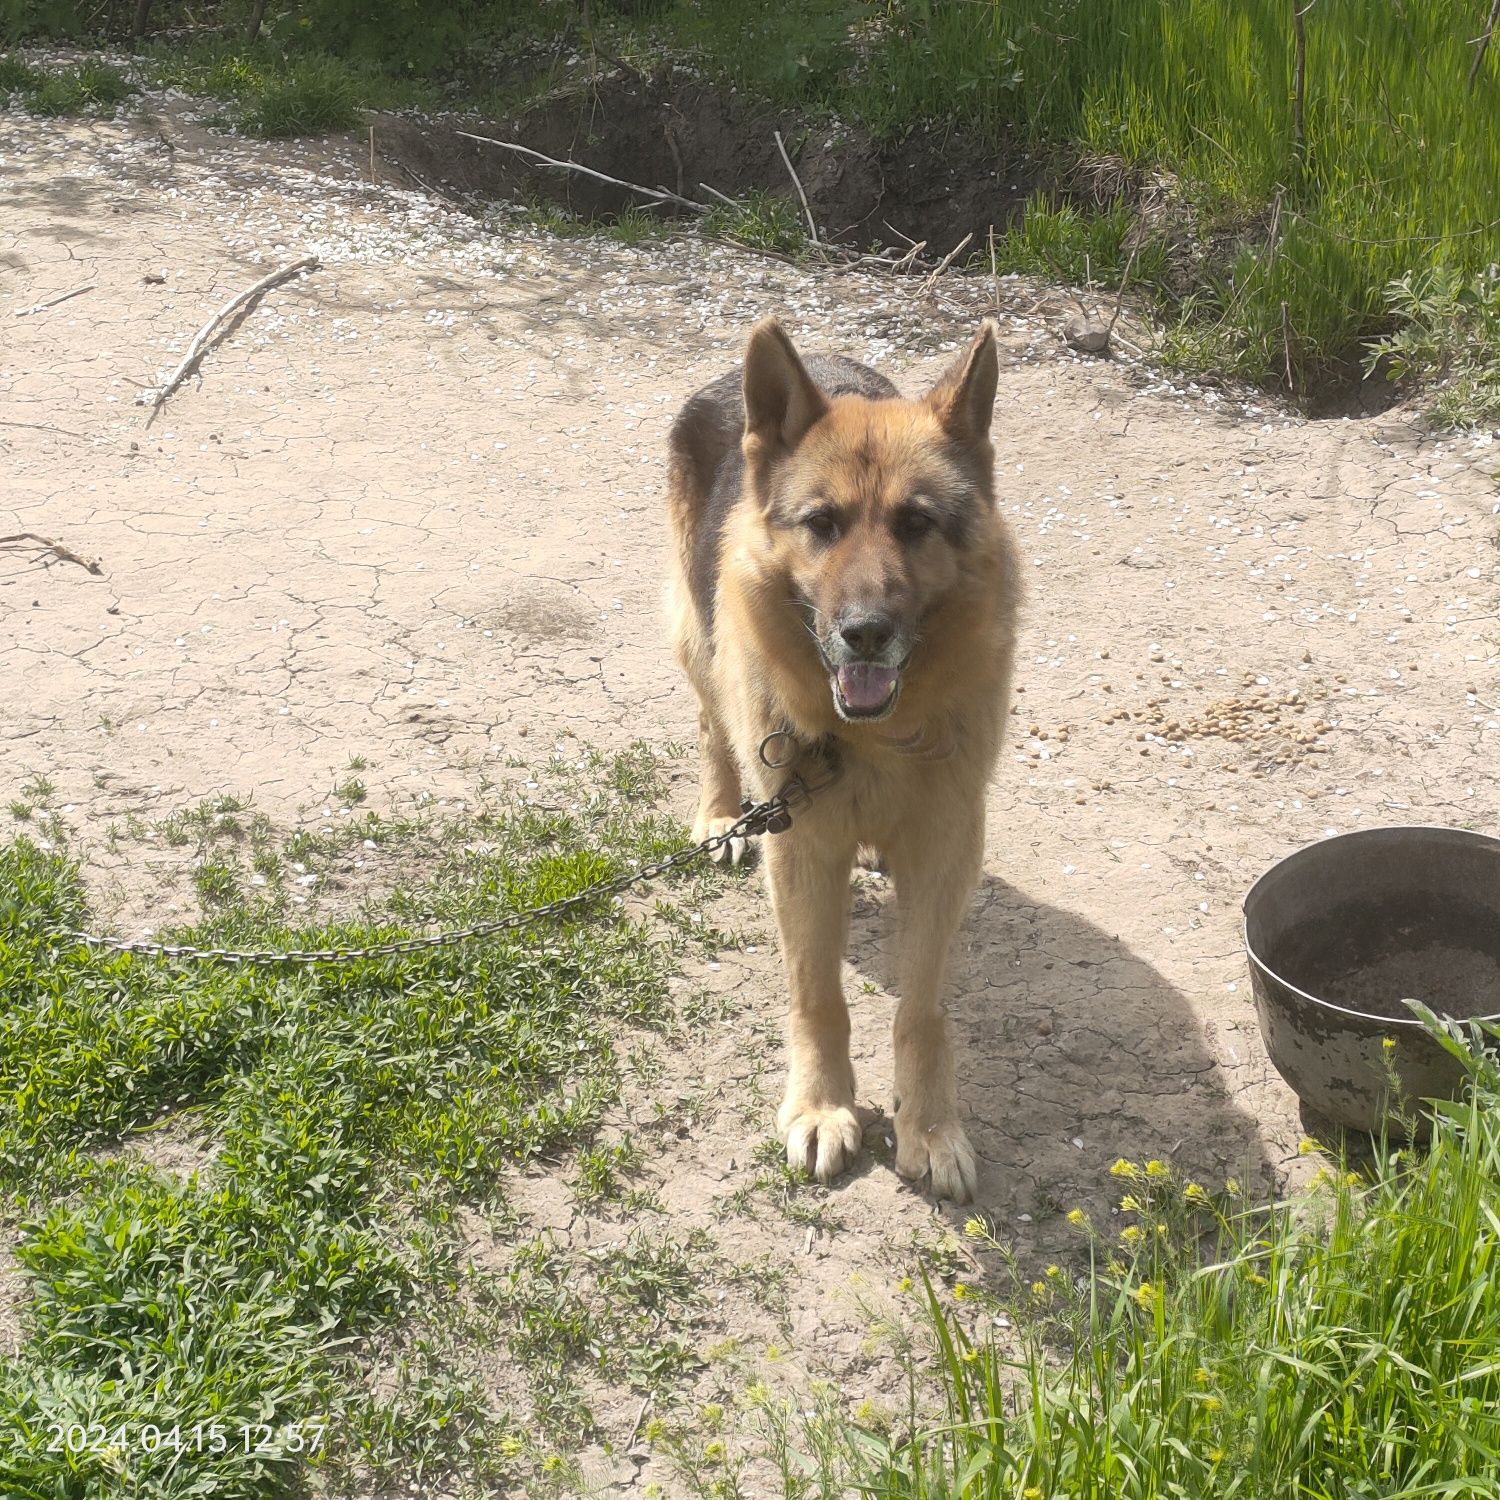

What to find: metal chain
left=61, top=782, right=808, bottom=970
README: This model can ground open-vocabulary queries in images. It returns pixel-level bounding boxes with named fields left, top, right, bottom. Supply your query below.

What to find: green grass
left=0, top=55, right=133, bottom=115
left=0, top=746, right=717, bottom=1496
left=16, top=3, right=1499, bottom=410
left=776, top=1018, right=1500, bottom=1497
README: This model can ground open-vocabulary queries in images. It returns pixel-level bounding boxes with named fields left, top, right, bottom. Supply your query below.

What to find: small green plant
left=703, top=189, right=808, bottom=258
left=335, top=775, right=368, bottom=806
left=0, top=54, right=41, bottom=97
left=23, top=59, right=134, bottom=117
left=1366, top=266, right=1500, bottom=429
left=238, top=54, right=359, bottom=138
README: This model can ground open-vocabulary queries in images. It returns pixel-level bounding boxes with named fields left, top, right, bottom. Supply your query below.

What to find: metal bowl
left=1244, top=826, right=1500, bottom=1134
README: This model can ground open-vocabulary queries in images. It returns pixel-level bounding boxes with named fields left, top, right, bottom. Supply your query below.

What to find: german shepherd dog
left=665, top=318, right=1020, bottom=1203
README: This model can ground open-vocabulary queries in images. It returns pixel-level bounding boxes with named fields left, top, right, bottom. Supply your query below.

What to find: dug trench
left=376, top=69, right=1048, bottom=256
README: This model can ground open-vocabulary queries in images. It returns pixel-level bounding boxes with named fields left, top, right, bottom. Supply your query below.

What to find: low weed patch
left=0, top=746, right=720, bottom=1496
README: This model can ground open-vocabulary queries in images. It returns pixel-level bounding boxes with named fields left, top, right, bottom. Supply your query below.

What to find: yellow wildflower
left=1381, top=1036, right=1397, bottom=1052
left=897, top=1276, right=913, bottom=1294
left=704, top=1440, right=726, bottom=1464
left=1066, top=1208, right=1088, bottom=1227
left=962, top=1347, right=979, bottom=1363
left=1045, top=1263, right=1062, bottom=1279
left=1120, top=1224, right=1144, bottom=1246
left=1109, top=1158, right=1142, bottom=1179
left=1209, top=1448, right=1226, bottom=1463
left=1120, top=1194, right=1143, bottom=1214
left=1030, top=1280, right=1048, bottom=1298
left=1145, top=1159, right=1169, bottom=1179
left=964, top=1216, right=987, bottom=1237
left=952, top=1282, right=970, bottom=1301
left=1194, top=1367, right=1211, bottom=1385
left=499, top=1436, right=524, bottom=1457
left=1184, top=1181, right=1207, bottom=1204
left=1203, top=1395, right=1222, bottom=1412
left=1225, top=1177, right=1241, bottom=1195
left=1297, top=1136, right=1319, bottom=1156
left=700, top=1403, right=724, bottom=1429
left=1132, top=1281, right=1156, bottom=1310
left=644, top=1418, right=668, bottom=1444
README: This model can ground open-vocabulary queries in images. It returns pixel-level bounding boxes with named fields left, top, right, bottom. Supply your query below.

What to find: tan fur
left=665, top=319, right=1021, bottom=1202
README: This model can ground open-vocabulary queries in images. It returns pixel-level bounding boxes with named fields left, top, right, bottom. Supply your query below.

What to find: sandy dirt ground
left=4, top=96, right=1499, bottom=1494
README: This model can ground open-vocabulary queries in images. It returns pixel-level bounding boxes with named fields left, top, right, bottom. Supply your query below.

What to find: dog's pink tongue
left=837, top=663, right=898, bottom=711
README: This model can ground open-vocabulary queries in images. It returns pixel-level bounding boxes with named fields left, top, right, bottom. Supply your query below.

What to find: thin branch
left=1106, top=240, right=1142, bottom=339
left=696, top=182, right=743, bottom=210
left=14, top=282, right=96, bottom=317
left=453, top=131, right=709, bottom=213
left=773, top=129, right=820, bottom=246
left=146, top=256, right=319, bottom=415
left=916, top=230, right=975, bottom=296
left=1471, top=0, right=1500, bottom=89
left=0, top=532, right=103, bottom=574
left=1291, top=0, right=1310, bottom=160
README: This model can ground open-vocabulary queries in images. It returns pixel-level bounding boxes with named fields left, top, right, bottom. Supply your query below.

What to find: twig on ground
left=696, top=182, right=743, bottom=210
left=1106, top=241, right=1142, bottom=340
left=454, top=131, right=709, bottom=213
left=146, top=256, right=319, bottom=416
left=0, top=532, right=103, bottom=575
left=916, top=230, right=974, bottom=296
left=773, top=129, right=820, bottom=246
left=392, top=158, right=462, bottom=209
left=663, top=123, right=685, bottom=199
left=369, top=125, right=377, bottom=185
left=14, top=283, right=96, bottom=317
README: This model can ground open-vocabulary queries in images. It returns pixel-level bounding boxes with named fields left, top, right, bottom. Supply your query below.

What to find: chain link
left=61, top=782, right=809, bottom=969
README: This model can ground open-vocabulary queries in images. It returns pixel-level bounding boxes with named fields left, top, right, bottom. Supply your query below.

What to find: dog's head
left=739, top=317, right=1000, bottom=723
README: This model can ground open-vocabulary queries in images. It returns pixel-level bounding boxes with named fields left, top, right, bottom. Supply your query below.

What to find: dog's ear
left=742, top=317, right=827, bottom=451
left=926, top=320, right=999, bottom=442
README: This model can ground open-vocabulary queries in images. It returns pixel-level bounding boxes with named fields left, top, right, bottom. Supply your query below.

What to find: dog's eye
left=802, top=510, right=840, bottom=543
left=897, top=510, right=936, bottom=543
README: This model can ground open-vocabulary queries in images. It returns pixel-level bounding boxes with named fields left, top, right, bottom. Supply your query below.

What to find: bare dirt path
left=4, top=101, right=1499, bottom=1494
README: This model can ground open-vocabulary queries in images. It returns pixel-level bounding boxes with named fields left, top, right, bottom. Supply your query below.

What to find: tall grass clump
left=637, top=0, right=1500, bottom=398
left=787, top=1018, right=1500, bottom=1496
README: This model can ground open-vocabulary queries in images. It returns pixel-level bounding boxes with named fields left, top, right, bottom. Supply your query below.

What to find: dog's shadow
left=847, top=872, right=1279, bottom=1256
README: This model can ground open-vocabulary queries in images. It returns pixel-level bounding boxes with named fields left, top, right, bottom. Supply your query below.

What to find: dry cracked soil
left=3, top=94, right=1500, bottom=1497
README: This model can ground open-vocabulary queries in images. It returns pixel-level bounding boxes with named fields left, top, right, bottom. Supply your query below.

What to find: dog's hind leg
left=766, top=822, right=862, bottom=1183
left=886, top=805, right=983, bottom=1203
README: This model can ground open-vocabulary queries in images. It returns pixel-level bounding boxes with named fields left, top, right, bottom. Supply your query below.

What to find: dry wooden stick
left=773, top=129, right=820, bottom=245
left=453, top=131, right=709, bottom=212
left=14, top=282, right=96, bottom=317
left=1291, top=0, right=1310, bottom=158
left=148, top=256, right=319, bottom=414
left=1106, top=240, right=1142, bottom=340
left=1471, top=0, right=1500, bottom=89
left=0, top=532, right=103, bottom=574
left=916, top=230, right=975, bottom=296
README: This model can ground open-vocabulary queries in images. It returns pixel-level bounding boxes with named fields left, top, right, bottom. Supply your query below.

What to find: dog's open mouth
left=833, top=662, right=901, bottom=720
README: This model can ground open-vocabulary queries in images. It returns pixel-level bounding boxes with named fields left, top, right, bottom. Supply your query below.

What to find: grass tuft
left=779, top=1018, right=1500, bottom=1495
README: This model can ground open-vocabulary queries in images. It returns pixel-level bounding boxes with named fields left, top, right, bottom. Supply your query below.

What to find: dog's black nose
left=839, top=612, right=896, bottom=658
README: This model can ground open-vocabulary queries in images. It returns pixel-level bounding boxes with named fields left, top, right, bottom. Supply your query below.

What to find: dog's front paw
left=778, top=1096, right=862, bottom=1184
left=693, top=814, right=751, bottom=866
left=895, top=1111, right=978, bottom=1203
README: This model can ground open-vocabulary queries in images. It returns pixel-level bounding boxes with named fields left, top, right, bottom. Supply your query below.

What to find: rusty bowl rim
left=1242, top=824, right=1500, bottom=1031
